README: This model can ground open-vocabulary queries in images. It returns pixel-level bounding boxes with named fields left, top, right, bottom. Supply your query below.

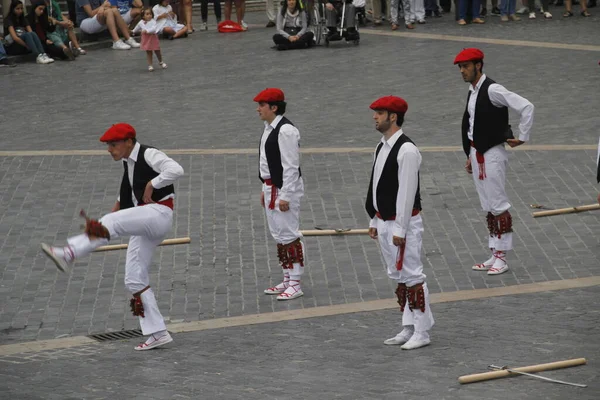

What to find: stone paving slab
left=0, top=148, right=598, bottom=343
left=0, top=286, right=598, bottom=400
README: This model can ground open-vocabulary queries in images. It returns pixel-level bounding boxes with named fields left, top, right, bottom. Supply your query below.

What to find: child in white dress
left=152, top=0, right=188, bottom=39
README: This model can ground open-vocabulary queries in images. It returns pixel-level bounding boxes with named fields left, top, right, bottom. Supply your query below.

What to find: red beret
left=99, top=123, right=136, bottom=142
left=454, top=48, right=484, bottom=64
left=369, top=96, right=408, bottom=114
left=253, top=88, right=285, bottom=103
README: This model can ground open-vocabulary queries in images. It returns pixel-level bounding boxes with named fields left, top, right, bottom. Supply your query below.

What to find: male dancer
left=255, top=88, right=306, bottom=300
left=454, top=48, right=534, bottom=275
left=42, top=123, right=184, bottom=350
left=366, top=96, right=434, bottom=350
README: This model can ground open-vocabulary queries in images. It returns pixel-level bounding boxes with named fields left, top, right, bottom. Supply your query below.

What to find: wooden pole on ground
left=300, top=229, right=369, bottom=236
left=93, top=237, right=191, bottom=252
left=458, top=358, right=587, bottom=384
left=532, top=204, right=600, bottom=218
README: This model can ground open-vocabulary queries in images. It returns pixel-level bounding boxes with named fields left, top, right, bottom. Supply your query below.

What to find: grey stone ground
left=0, top=287, right=598, bottom=400
left=0, top=7, right=599, bottom=398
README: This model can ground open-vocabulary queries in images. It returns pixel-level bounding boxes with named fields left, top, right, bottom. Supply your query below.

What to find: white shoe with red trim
left=134, top=332, right=173, bottom=351
left=472, top=254, right=494, bottom=271
left=488, top=251, right=509, bottom=275
left=276, top=280, right=303, bottom=300
left=41, top=243, right=73, bottom=273
left=264, top=281, right=288, bottom=295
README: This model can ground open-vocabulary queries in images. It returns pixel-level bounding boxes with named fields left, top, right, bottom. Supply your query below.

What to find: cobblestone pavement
left=0, top=9, right=599, bottom=347
left=0, top=287, right=598, bottom=400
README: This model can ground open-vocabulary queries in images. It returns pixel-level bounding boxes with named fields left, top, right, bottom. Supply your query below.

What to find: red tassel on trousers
left=476, top=151, right=486, bottom=180
left=396, top=243, right=406, bottom=271
left=269, top=186, right=278, bottom=210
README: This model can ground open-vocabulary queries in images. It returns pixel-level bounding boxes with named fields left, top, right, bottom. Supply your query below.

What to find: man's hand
left=260, top=192, right=265, bottom=208
left=368, top=227, right=378, bottom=239
left=326, top=2, right=334, bottom=10
left=393, top=236, right=406, bottom=247
left=465, top=158, right=472, bottom=174
left=506, top=139, right=524, bottom=148
left=142, top=181, right=155, bottom=204
left=289, top=35, right=298, bottom=42
left=111, top=201, right=121, bottom=213
left=279, top=200, right=290, bottom=212
left=46, top=39, right=53, bottom=45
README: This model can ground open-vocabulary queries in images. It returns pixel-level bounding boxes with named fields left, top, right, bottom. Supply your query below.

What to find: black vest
left=365, top=134, right=422, bottom=221
left=461, top=77, right=509, bottom=157
left=258, top=116, right=302, bottom=189
left=120, top=144, right=175, bottom=210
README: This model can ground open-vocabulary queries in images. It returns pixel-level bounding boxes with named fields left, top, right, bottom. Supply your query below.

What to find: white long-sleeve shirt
left=467, top=73, right=535, bottom=143
left=369, top=129, right=421, bottom=239
left=132, top=19, right=158, bottom=35
left=119, top=142, right=184, bottom=206
left=259, top=115, right=303, bottom=202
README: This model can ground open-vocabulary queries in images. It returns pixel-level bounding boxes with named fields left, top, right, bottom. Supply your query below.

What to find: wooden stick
left=458, top=358, right=587, bottom=384
left=93, top=237, right=191, bottom=252
left=300, top=229, right=369, bottom=236
left=532, top=204, right=600, bottom=218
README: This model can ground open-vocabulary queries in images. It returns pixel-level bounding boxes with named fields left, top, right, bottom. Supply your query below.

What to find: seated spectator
left=325, top=0, right=359, bottom=40
left=3, top=0, right=54, bottom=63
left=109, top=0, right=143, bottom=27
left=273, top=0, right=314, bottom=50
left=0, top=38, right=17, bottom=67
left=76, top=0, right=141, bottom=49
left=28, top=0, right=76, bottom=60
left=47, top=0, right=87, bottom=55
left=153, top=0, right=188, bottom=39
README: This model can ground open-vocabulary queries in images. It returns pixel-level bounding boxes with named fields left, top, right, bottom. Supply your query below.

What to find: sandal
left=562, top=10, right=573, bottom=16
left=581, top=10, right=591, bottom=16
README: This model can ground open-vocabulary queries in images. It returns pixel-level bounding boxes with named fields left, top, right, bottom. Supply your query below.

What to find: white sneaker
left=36, top=54, right=45, bottom=64
left=241, top=20, right=248, bottom=30
left=529, top=12, right=536, bottom=18
left=202, top=22, right=208, bottom=30
left=401, top=332, right=431, bottom=350
left=41, top=243, right=72, bottom=272
left=125, top=37, right=140, bottom=48
left=42, top=54, right=55, bottom=63
left=543, top=11, right=552, bottom=18
left=113, top=40, right=131, bottom=50
left=383, top=327, right=414, bottom=345
left=148, top=65, right=154, bottom=72
left=160, top=62, right=167, bottom=69
left=472, top=254, right=494, bottom=271
left=134, top=332, right=173, bottom=351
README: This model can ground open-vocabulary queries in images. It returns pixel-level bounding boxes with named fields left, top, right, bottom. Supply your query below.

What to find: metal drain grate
left=88, top=329, right=144, bottom=342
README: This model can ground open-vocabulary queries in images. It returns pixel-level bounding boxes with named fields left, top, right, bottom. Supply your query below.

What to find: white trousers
left=402, top=0, right=425, bottom=22
left=376, top=214, right=434, bottom=332
left=470, top=144, right=513, bottom=251
left=266, top=0, right=279, bottom=22
left=263, top=184, right=304, bottom=276
left=67, top=204, right=173, bottom=335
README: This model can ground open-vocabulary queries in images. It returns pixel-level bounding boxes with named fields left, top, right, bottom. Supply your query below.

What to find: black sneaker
left=491, top=6, right=501, bottom=14
left=0, top=58, right=16, bottom=67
